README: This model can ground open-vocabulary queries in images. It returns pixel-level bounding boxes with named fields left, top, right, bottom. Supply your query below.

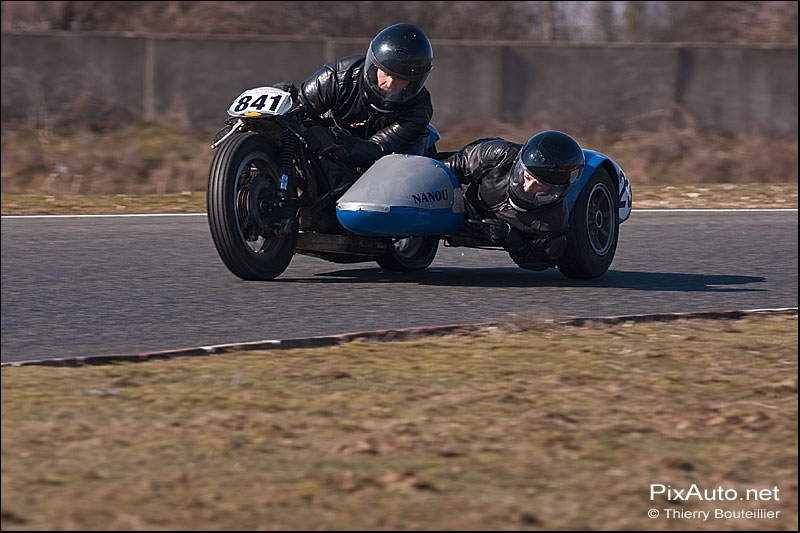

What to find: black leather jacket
left=441, top=138, right=569, bottom=237
left=299, top=54, right=433, bottom=167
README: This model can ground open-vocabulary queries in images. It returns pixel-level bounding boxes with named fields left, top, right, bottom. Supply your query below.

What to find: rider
left=439, top=131, right=585, bottom=270
left=286, top=23, right=434, bottom=186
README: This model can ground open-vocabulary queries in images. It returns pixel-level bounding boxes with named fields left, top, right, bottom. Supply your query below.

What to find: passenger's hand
left=481, top=219, right=511, bottom=245
left=505, top=234, right=567, bottom=269
left=508, top=246, right=550, bottom=271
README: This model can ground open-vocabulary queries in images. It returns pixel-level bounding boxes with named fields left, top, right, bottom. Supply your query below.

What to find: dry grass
left=0, top=192, right=207, bottom=215
left=1, top=313, right=797, bottom=531
left=0, top=123, right=212, bottom=196
left=1, top=119, right=797, bottom=197
left=629, top=183, right=798, bottom=209
left=436, top=114, right=799, bottom=187
left=1, top=182, right=797, bottom=216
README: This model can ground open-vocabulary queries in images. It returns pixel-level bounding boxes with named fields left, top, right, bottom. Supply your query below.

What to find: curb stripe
left=2, top=307, right=796, bottom=368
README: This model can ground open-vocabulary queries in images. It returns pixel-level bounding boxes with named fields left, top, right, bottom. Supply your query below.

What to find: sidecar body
left=335, top=151, right=632, bottom=238
left=336, top=154, right=466, bottom=237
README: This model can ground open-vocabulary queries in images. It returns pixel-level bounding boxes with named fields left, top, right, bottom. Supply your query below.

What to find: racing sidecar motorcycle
left=207, top=86, right=632, bottom=281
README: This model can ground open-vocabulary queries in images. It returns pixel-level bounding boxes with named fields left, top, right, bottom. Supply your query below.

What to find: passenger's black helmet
left=363, top=23, right=433, bottom=112
left=508, top=131, right=585, bottom=210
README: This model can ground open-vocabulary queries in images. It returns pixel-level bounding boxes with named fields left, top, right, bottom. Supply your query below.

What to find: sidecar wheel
left=376, top=236, right=439, bottom=272
left=557, top=166, right=619, bottom=280
left=207, top=132, right=298, bottom=280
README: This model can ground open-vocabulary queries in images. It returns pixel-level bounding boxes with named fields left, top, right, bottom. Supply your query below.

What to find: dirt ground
left=1, top=312, right=797, bottom=531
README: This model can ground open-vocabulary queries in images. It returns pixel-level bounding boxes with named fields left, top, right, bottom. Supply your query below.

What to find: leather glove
left=481, top=219, right=511, bottom=245
left=304, top=125, right=346, bottom=159
left=543, top=235, right=567, bottom=262
left=329, top=126, right=385, bottom=169
left=461, top=219, right=504, bottom=245
left=330, top=126, right=357, bottom=155
left=507, top=244, right=550, bottom=271
left=502, top=230, right=549, bottom=271
left=505, top=234, right=568, bottom=270
left=271, top=81, right=300, bottom=100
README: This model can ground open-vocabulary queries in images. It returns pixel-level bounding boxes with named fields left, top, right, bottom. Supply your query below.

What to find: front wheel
left=207, top=132, right=298, bottom=280
left=557, top=167, right=619, bottom=280
left=376, top=236, right=439, bottom=272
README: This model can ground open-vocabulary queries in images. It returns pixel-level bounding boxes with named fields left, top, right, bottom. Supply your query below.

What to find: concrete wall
left=2, top=32, right=796, bottom=136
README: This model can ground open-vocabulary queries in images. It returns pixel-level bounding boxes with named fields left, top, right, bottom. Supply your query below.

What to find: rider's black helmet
left=508, top=131, right=585, bottom=210
left=363, top=23, right=433, bottom=113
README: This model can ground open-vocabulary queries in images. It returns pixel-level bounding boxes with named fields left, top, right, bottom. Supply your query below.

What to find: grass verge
left=1, top=183, right=797, bottom=216
left=2, top=121, right=797, bottom=196
left=2, top=312, right=797, bottom=531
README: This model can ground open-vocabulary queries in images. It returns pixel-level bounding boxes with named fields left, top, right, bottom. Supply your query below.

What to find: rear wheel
left=376, top=236, right=439, bottom=272
left=207, top=133, right=298, bottom=280
left=557, top=167, right=619, bottom=280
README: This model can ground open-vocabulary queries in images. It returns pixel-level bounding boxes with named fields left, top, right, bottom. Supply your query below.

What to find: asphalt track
left=1, top=210, right=797, bottom=364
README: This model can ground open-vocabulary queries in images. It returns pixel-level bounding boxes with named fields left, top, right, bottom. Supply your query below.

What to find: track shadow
left=277, top=267, right=767, bottom=292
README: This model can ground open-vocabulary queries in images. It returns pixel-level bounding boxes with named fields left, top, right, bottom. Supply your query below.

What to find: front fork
left=272, top=131, right=301, bottom=237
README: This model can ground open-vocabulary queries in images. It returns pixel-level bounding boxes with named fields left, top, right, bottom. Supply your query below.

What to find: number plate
left=227, top=87, right=292, bottom=117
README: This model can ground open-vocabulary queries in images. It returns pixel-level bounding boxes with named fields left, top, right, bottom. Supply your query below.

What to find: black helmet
left=508, top=131, right=585, bottom=210
left=363, top=23, right=433, bottom=113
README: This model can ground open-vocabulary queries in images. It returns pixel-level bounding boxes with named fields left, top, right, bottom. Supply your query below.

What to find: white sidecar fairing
left=336, top=154, right=465, bottom=237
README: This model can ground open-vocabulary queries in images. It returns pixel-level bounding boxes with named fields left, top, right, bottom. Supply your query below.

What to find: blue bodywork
left=569, top=150, right=632, bottom=223
left=336, top=154, right=465, bottom=237
left=425, top=124, right=441, bottom=150
left=336, top=204, right=463, bottom=237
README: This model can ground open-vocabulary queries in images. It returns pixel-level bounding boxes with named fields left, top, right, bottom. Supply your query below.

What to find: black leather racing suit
left=440, top=138, right=569, bottom=269
left=299, top=54, right=433, bottom=170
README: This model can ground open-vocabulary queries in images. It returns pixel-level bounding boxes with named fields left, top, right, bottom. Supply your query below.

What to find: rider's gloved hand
left=304, top=125, right=346, bottom=159
left=329, top=126, right=386, bottom=169
left=271, top=81, right=300, bottom=100
left=329, top=126, right=358, bottom=155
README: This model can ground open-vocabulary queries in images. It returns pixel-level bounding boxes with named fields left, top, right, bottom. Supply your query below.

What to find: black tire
left=207, top=132, right=297, bottom=280
left=376, top=236, right=439, bottom=272
left=557, top=166, right=619, bottom=280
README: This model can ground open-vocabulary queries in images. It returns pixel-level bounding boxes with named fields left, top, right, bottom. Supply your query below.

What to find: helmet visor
left=364, top=50, right=428, bottom=109
left=508, top=156, right=570, bottom=209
